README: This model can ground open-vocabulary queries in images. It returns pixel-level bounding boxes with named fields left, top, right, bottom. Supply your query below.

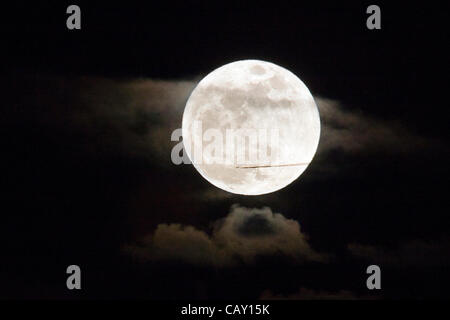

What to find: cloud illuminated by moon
left=123, top=205, right=328, bottom=267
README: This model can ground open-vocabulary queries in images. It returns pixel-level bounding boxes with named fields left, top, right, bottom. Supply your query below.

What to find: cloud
left=348, top=236, right=450, bottom=267
left=13, top=74, right=438, bottom=166
left=260, top=287, right=376, bottom=300
left=316, top=97, right=437, bottom=155
left=74, top=77, right=196, bottom=162
left=123, top=204, right=328, bottom=266
left=81, top=80, right=438, bottom=169
left=8, top=75, right=196, bottom=165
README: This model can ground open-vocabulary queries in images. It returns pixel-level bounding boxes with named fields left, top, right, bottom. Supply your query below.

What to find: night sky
left=1, top=1, right=449, bottom=300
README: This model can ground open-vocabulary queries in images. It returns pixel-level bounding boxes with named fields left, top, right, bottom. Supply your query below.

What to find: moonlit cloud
left=74, top=77, right=196, bottom=162
left=77, top=79, right=439, bottom=170
left=122, top=204, right=328, bottom=266
left=316, top=97, right=437, bottom=155
left=16, top=75, right=438, bottom=168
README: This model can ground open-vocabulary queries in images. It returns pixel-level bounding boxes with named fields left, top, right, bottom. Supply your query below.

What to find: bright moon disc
left=182, top=60, right=320, bottom=195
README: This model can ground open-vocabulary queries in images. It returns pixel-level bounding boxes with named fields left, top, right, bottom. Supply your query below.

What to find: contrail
left=235, top=163, right=310, bottom=168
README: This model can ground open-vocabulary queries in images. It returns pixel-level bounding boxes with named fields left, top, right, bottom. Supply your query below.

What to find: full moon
left=182, top=60, right=320, bottom=195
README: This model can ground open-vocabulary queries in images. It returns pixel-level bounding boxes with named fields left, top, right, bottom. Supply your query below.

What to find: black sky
left=1, top=1, right=449, bottom=300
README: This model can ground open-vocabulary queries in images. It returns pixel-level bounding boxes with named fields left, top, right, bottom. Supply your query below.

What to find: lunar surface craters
left=182, top=60, right=320, bottom=195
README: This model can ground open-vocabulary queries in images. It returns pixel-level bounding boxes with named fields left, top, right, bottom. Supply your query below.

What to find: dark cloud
left=237, top=213, right=277, bottom=236
left=3, top=71, right=447, bottom=299
left=6, top=74, right=444, bottom=266
left=123, top=205, right=328, bottom=266
left=348, top=236, right=450, bottom=267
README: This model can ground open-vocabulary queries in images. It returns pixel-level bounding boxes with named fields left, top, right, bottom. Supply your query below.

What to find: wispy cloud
left=316, top=97, right=438, bottom=155
left=14, top=75, right=439, bottom=167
